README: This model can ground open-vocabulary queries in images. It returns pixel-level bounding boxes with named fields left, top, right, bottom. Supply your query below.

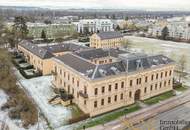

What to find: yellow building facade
left=52, top=49, right=175, bottom=117
left=18, top=41, right=54, bottom=75
left=18, top=41, right=89, bottom=75
left=90, top=31, right=124, bottom=49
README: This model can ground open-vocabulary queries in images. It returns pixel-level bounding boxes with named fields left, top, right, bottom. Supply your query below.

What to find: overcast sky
left=1, top=0, right=190, bottom=10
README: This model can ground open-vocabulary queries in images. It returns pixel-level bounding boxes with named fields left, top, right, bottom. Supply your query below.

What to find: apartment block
left=77, top=19, right=114, bottom=34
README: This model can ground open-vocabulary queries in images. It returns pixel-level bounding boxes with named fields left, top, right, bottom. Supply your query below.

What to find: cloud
left=1, top=0, right=190, bottom=10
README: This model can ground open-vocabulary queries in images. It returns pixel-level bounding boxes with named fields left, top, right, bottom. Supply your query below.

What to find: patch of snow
left=125, top=36, right=190, bottom=73
left=24, top=69, right=36, bottom=76
left=161, top=44, right=187, bottom=49
left=112, top=124, right=121, bottom=129
left=0, top=90, right=48, bottom=130
left=19, top=76, right=72, bottom=129
left=19, top=63, right=31, bottom=68
left=0, top=90, right=22, bottom=130
left=175, top=91, right=182, bottom=96
left=0, top=90, right=20, bottom=130
left=0, top=90, right=7, bottom=107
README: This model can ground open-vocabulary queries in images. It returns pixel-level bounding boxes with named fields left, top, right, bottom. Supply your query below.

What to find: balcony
left=79, top=91, right=88, bottom=98
left=51, top=70, right=57, bottom=75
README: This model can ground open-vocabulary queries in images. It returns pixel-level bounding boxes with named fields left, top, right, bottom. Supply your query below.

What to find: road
left=132, top=101, right=190, bottom=130
left=86, top=36, right=190, bottom=130
left=87, top=89, right=190, bottom=130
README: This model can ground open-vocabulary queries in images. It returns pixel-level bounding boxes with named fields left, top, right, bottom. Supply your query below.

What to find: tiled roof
left=56, top=54, right=96, bottom=78
left=42, top=43, right=89, bottom=53
left=19, top=40, right=54, bottom=59
left=19, top=41, right=89, bottom=59
left=96, top=31, right=123, bottom=40
left=75, top=48, right=109, bottom=60
left=54, top=52, right=175, bottom=80
left=75, top=48, right=127, bottom=60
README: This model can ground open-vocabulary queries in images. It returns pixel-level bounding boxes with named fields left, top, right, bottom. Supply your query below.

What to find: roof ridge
left=70, top=53, right=95, bottom=65
left=91, top=65, right=99, bottom=79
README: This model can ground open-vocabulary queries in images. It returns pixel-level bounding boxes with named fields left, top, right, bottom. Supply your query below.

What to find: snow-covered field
left=19, top=76, right=73, bottom=129
left=125, top=36, right=190, bottom=73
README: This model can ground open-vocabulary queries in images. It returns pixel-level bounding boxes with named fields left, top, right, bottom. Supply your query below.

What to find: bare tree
left=177, top=54, right=187, bottom=83
left=122, top=39, right=130, bottom=49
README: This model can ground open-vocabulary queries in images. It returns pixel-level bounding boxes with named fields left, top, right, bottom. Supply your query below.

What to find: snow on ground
left=175, top=91, right=182, bottom=96
left=37, top=39, right=89, bottom=47
left=125, top=36, right=190, bottom=73
left=0, top=90, right=47, bottom=130
left=19, top=76, right=72, bottom=129
left=0, top=90, right=18, bottom=130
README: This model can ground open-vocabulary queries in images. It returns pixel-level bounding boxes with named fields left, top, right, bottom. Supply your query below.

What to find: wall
left=52, top=57, right=175, bottom=117
left=90, top=34, right=124, bottom=49
left=18, top=45, right=53, bottom=75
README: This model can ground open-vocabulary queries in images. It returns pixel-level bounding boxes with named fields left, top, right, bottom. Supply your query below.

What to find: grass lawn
left=77, top=104, right=141, bottom=130
left=174, top=85, right=188, bottom=92
left=69, top=104, right=85, bottom=118
left=143, top=91, right=174, bottom=105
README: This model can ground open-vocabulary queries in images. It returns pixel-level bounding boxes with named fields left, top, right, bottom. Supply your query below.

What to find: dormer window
left=136, top=59, right=143, bottom=69
left=99, top=69, right=107, bottom=76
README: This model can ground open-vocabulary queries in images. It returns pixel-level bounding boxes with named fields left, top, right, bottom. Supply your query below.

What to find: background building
left=148, top=18, right=190, bottom=41
left=27, top=22, right=77, bottom=39
left=90, top=31, right=124, bottom=48
left=77, top=19, right=114, bottom=34
left=6, top=22, right=77, bottom=39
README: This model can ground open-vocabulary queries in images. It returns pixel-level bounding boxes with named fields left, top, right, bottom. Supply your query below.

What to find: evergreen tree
left=125, top=16, right=129, bottom=21
left=12, top=16, right=28, bottom=40
left=111, top=14, right=116, bottom=19
left=115, top=25, right=121, bottom=31
left=44, top=20, right=52, bottom=24
left=41, top=30, right=47, bottom=41
left=105, top=14, right=109, bottom=19
left=161, top=26, right=169, bottom=40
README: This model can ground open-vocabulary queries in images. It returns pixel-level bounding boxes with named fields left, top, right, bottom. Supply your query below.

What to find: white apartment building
left=148, top=26, right=163, bottom=37
left=167, top=22, right=190, bottom=40
left=149, top=21, right=190, bottom=40
left=77, top=19, right=114, bottom=34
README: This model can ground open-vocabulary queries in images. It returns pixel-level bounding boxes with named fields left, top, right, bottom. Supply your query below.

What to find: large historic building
left=90, top=31, right=124, bottom=49
left=18, top=41, right=88, bottom=75
left=52, top=48, right=175, bottom=117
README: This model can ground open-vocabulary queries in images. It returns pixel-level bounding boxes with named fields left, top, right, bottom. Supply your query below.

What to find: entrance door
left=134, top=89, right=141, bottom=101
